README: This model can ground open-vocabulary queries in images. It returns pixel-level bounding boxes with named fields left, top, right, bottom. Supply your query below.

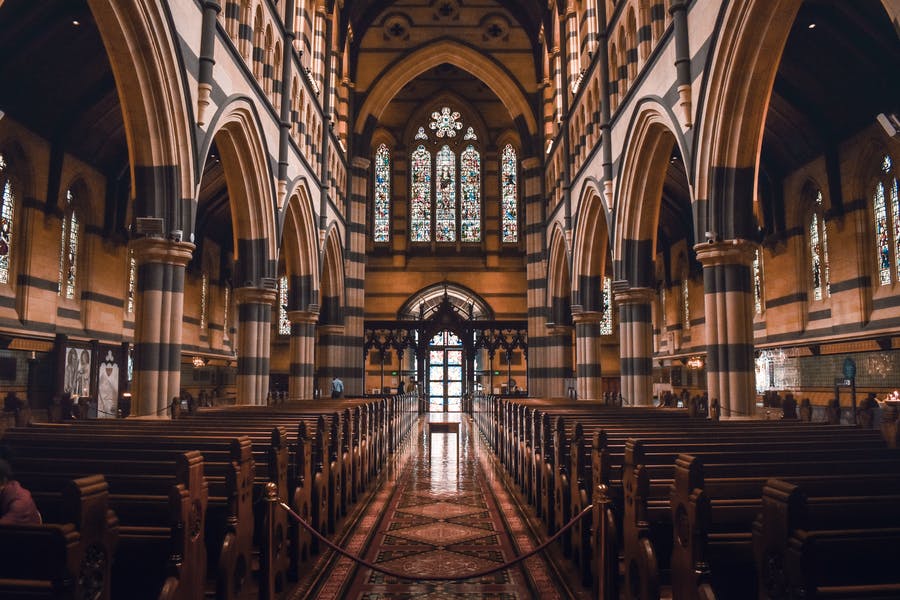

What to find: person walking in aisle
left=331, top=376, right=344, bottom=399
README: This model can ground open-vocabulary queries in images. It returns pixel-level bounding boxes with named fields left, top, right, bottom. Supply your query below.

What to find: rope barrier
left=278, top=499, right=594, bottom=581
left=90, top=399, right=178, bottom=418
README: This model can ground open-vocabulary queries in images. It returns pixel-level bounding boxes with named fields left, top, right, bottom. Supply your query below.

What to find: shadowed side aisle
left=299, top=413, right=572, bottom=599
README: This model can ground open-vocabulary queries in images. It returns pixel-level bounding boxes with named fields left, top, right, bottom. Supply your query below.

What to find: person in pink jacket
left=0, top=459, right=41, bottom=525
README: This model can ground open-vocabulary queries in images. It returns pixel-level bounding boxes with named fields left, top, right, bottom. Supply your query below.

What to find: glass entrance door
left=428, top=331, right=464, bottom=412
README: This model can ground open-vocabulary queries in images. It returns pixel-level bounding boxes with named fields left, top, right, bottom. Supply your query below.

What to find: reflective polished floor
left=298, top=413, right=572, bottom=599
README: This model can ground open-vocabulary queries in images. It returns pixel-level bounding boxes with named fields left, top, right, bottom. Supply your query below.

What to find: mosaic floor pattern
left=304, top=414, right=564, bottom=599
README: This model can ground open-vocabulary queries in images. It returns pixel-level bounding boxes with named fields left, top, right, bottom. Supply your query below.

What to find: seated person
left=0, top=459, right=41, bottom=525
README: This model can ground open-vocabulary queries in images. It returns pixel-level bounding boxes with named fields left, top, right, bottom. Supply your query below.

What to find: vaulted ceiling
left=0, top=0, right=127, bottom=181
left=344, top=0, right=548, bottom=47
left=761, top=0, right=900, bottom=196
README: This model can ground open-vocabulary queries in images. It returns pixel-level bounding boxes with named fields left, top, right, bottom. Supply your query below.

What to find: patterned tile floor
left=301, top=414, right=568, bottom=599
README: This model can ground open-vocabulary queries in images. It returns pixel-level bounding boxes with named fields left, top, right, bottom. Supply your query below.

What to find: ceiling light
left=72, top=19, right=81, bottom=26
left=807, top=23, right=816, bottom=29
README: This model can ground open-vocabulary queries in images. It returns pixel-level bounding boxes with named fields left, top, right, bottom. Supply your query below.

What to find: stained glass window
left=410, top=145, right=432, bottom=242
left=460, top=145, right=481, bottom=242
left=429, top=107, right=462, bottom=138
left=200, top=272, right=209, bottom=331
left=600, top=276, right=613, bottom=335
left=501, top=144, right=518, bottom=243
left=58, top=189, right=79, bottom=299
left=435, top=145, right=456, bottom=242
left=127, top=252, right=136, bottom=313
left=0, top=154, right=13, bottom=284
left=810, top=191, right=830, bottom=301
left=682, top=278, right=690, bottom=329
left=874, top=154, right=899, bottom=286
left=410, top=108, right=482, bottom=245
left=279, top=275, right=290, bottom=335
left=223, top=286, right=230, bottom=340
left=875, top=180, right=890, bottom=285
left=753, top=249, right=762, bottom=314
left=373, top=144, right=391, bottom=242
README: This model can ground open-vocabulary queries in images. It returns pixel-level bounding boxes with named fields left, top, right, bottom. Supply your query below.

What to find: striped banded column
left=288, top=308, right=319, bottom=400
left=131, top=237, right=194, bottom=417
left=616, top=287, right=654, bottom=406
left=523, top=157, right=551, bottom=396
left=695, top=239, right=757, bottom=417
left=566, top=5, right=580, bottom=86
left=312, top=7, right=327, bottom=95
left=573, top=308, right=603, bottom=401
left=580, top=0, right=598, bottom=59
left=297, top=2, right=312, bottom=57
left=235, top=286, right=277, bottom=406
left=342, top=157, right=370, bottom=396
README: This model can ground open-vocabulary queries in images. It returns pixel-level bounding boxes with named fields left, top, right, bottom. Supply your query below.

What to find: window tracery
left=405, top=106, right=482, bottom=244
left=279, top=275, right=290, bottom=335
left=753, top=249, right=763, bottom=314
left=373, top=144, right=391, bottom=242
left=58, top=189, right=79, bottom=300
left=501, top=144, right=518, bottom=243
left=0, top=154, right=14, bottom=285
left=127, top=251, right=136, bottom=314
left=200, top=272, right=209, bottom=331
left=600, top=276, right=613, bottom=335
left=874, top=154, right=900, bottom=285
left=809, top=190, right=830, bottom=300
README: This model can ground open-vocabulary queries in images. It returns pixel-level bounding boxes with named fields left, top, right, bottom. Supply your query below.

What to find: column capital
left=572, top=310, right=604, bottom=324
left=545, top=323, right=574, bottom=335
left=130, top=237, right=195, bottom=267
left=288, top=308, right=320, bottom=325
left=521, top=156, right=542, bottom=170
left=352, top=157, right=371, bottom=170
left=234, top=286, right=277, bottom=305
left=614, top=287, right=655, bottom=305
left=694, top=239, right=758, bottom=267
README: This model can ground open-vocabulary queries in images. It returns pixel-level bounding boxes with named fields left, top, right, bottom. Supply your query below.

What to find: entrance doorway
left=428, top=331, right=463, bottom=412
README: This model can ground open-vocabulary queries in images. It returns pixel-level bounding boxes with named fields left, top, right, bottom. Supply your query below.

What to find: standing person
left=0, top=459, right=41, bottom=524
left=331, top=376, right=344, bottom=399
left=398, top=379, right=406, bottom=394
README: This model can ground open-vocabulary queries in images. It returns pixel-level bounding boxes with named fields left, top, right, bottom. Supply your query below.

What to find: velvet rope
left=278, top=499, right=594, bottom=581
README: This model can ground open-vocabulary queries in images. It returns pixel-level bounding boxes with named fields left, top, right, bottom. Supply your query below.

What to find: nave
left=296, top=413, right=581, bottom=600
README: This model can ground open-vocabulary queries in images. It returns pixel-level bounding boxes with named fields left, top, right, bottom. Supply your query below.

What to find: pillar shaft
left=131, top=238, right=194, bottom=417
left=696, top=239, right=757, bottom=417
left=341, top=157, right=370, bottom=396
left=522, top=157, right=552, bottom=396
left=235, top=287, right=277, bottom=406
left=573, top=310, right=604, bottom=401
left=288, top=309, right=319, bottom=400
left=616, top=287, right=655, bottom=406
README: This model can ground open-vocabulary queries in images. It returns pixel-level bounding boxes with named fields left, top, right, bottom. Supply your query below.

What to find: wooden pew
left=0, top=474, right=118, bottom=600
left=754, top=478, right=900, bottom=600
left=472, top=395, right=900, bottom=600
left=5, top=433, right=257, bottom=600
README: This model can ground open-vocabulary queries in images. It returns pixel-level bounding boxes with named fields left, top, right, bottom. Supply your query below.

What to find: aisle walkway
left=300, top=413, right=572, bottom=599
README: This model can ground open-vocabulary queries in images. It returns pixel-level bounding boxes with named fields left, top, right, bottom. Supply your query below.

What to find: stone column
left=288, top=308, right=319, bottom=400
left=523, top=157, right=551, bottom=396
left=235, top=286, right=277, bottom=406
left=342, top=157, right=370, bottom=396
left=695, top=239, right=757, bottom=417
left=130, top=237, right=194, bottom=417
left=616, top=287, right=655, bottom=406
left=573, top=308, right=604, bottom=401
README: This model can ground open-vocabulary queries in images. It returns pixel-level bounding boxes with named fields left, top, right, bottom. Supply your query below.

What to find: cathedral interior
left=0, top=0, right=899, bottom=598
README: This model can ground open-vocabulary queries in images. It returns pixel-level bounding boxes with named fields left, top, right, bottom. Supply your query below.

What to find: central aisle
left=302, top=413, right=569, bottom=599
